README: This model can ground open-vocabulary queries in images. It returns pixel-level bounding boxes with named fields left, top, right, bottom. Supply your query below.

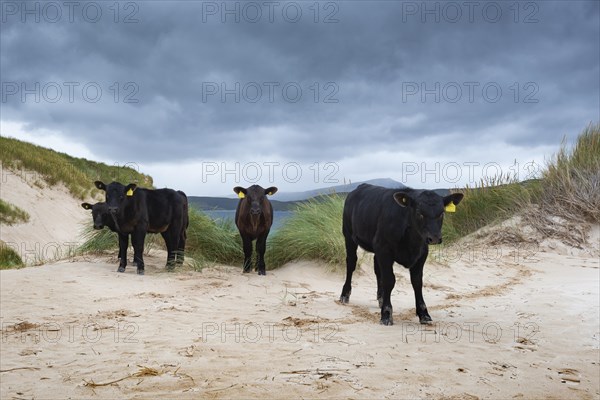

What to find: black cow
left=340, top=183, right=463, bottom=325
left=233, top=185, right=278, bottom=275
left=81, top=201, right=128, bottom=262
left=94, top=181, right=189, bottom=275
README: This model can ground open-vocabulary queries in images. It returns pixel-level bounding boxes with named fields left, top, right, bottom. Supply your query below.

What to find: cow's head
left=94, top=181, right=137, bottom=214
left=393, top=190, right=463, bottom=245
left=81, top=202, right=109, bottom=230
left=233, top=185, right=278, bottom=217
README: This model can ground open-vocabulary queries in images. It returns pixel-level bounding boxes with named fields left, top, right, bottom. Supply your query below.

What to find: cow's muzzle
left=250, top=209, right=262, bottom=216
left=427, top=236, right=442, bottom=245
left=94, top=224, right=104, bottom=230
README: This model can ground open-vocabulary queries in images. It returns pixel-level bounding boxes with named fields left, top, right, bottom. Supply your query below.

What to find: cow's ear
left=94, top=181, right=106, bottom=191
left=233, top=186, right=247, bottom=199
left=125, top=183, right=137, bottom=196
left=81, top=202, right=92, bottom=210
left=393, top=192, right=413, bottom=208
left=443, top=193, right=464, bottom=207
left=265, top=187, right=278, bottom=196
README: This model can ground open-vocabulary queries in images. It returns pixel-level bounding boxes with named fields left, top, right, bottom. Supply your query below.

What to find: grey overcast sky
left=1, top=1, right=599, bottom=196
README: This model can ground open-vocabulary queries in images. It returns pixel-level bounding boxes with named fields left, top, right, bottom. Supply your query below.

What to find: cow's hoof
left=377, top=297, right=383, bottom=308
left=243, top=267, right=251, bottom=273
left=117, top=267, right=126, bottom=273
left=137, top=268, right=144, bottom=275
left=258, top=269, right=266, bottom=276
left=419, top=315, right=433, bottom=324
left=339, top=295, right=350, bottom=304
left=380, top=306, right=393, bottom=325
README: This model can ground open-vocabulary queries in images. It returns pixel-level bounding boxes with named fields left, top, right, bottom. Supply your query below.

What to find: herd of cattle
left=82, top=181, right=462, bottom=325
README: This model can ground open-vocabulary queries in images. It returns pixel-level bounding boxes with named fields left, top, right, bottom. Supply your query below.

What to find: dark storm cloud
left=1, top=0, right=598, bottom=163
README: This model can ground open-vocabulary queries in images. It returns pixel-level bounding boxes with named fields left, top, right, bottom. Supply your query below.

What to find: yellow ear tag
left=267, top=192, right=273, bottom=196
left=126, top=188, right=134, bottom=197
left=445, top=202, right=456, bottom=213
left=238, top=192, right=245, bottom=199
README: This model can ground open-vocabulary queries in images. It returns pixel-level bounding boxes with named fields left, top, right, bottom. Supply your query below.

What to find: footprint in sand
left=557, top=368, right=581, bottom=384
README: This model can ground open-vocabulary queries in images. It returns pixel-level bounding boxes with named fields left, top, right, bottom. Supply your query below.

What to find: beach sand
left=1, top=170, right=598, bottom=399
left=1, top=231, right=598, bottom=399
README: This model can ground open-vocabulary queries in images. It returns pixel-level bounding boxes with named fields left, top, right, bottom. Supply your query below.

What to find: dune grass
left=441, top=177, right=539, bottom=243
left=185, top=209, right=243, bottom=268
left=0, top=199, right=30, bottom=225
left=538, top=123, right=599, bottom=223
left=266, top=194, right=346, bottom=270
left=0, top=136, right=153, bottom=200
left=0, top=242, right=24, bottom=269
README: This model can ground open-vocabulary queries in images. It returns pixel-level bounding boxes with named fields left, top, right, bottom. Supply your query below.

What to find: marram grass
left=0, top=199, right=30, bottom=225
left=266, top=194, right=347, bottom=271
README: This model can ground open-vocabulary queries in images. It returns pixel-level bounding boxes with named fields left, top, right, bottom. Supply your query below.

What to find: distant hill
left=188, top=196, right=301, bottom=211
left=269, top=178, right=407, bottom=202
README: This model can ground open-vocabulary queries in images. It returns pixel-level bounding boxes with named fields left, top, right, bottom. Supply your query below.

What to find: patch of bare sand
left=0, top=170, right=89, bottom=264
left=1, top=227, right=599, bottom=399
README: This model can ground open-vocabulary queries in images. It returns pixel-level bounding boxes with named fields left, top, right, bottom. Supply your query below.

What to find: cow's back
left=143, top=188, right=185, bottom=231
left=343, top=184, right=410, bottom=251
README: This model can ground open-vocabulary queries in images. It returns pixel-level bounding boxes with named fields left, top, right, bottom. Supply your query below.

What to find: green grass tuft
left=0, top=242, right=24, bottom=269
left=266, top=194, right=346, bottom=270
left=0, top=199, right=30, bottom=225
left=185, top=208, right=243, bottom=268
left=78, top=226, right=121, bottom=254
left=539, top=123, right=600, bottom=223
left=442, top=177, right=539, bottom=243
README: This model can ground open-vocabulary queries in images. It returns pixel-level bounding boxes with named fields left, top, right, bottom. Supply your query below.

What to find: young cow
left=233, top=185, right=278, bottom=275
left=340, top=183, right=463, bottom=325
left=81, top=201, right=128, bottom=263
left=94, top=181, right=188, bottom=275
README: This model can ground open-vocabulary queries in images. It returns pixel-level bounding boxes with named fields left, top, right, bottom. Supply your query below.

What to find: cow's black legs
left=117, top=233, right=128, bottom=272
left=161, top=231, right=176, bottom=271
left=377, top=253, right=396, bottom=326
left=165, top=218, right=184, bottom=270
left=410, top=250, right=432, bottom=324
left=176, top=218, right=187, bottom=267
left=176, top=231, right=186, bottom=266
left=256, top=233, right=268, bottom=276
left=242, top=236, right=253, bottom=273
left=374, top=255, right=383, bottom=308
left=340, top=236, right=358, bottom=303
left=131, top=229, right=146, bottom=275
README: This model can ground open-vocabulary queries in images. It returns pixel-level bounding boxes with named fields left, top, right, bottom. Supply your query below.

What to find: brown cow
left=233, top=185, right=278, bottom=275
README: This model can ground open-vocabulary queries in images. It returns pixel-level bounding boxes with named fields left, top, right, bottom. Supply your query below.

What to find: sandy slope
left=1, top=230, right=599, bottom=399
left=0, top=170, right=88, bottom=264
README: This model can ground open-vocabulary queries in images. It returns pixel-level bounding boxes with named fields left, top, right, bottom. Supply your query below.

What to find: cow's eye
left=418, top=213, right=424, bottom=220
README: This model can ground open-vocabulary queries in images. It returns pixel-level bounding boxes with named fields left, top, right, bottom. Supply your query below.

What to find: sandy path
left=1, top=240, right=599, bottom=399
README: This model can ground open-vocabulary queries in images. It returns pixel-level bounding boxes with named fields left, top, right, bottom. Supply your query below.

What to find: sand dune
left=0, top=170, right=88, bottom=265
left=1, top=230, right=598, bottom=399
